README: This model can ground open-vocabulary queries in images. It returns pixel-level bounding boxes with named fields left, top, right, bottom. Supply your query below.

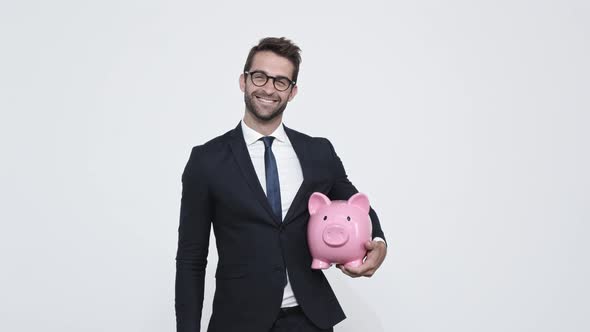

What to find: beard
left=244, top=91, right=288, bottom=122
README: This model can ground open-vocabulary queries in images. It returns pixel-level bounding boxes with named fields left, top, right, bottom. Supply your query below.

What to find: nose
left=261, top=78, right=276, bottom=94
left=322, top=225, right=349, bottom=247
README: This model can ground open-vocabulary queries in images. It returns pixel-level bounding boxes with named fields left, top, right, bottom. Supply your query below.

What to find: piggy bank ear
left=308, top=192, right=331, bottom=215
left=348, top=192, right=370, bottom=214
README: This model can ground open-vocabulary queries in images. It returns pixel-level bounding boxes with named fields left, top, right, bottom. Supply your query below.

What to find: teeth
left=257, top=96, right=276, bottom=103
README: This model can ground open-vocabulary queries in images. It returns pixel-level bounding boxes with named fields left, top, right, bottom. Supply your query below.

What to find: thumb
left=365, top=240, right=375, bottom=250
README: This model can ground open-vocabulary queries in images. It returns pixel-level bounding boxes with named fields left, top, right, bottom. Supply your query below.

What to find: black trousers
left=269, top=306, right=334, bottom=332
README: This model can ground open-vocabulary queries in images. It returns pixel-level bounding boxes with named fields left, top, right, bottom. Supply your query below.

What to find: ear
left=239, top=73, right=246, bottom=92
left=308, top=192, right=331, bottom=215
left=348, top=193, right=370, bottom=214
left=287, top=84, right=298, bottom=101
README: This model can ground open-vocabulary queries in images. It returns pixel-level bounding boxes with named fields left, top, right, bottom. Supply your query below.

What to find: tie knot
left=260, top=136, right=275, bottom=148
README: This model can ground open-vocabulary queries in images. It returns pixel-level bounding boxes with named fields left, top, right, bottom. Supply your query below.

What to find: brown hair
left=243, top=37, right=302, bottom=83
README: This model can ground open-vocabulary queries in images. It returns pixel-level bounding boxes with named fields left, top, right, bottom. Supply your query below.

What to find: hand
left=337, top=240, right=387, bottom=278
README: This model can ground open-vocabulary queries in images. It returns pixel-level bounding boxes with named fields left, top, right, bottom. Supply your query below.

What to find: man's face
left=240, top=51, right=298, bottom=122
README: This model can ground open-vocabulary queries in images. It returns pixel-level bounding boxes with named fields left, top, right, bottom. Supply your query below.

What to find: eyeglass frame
left=244, top=70, right=296, bottom=91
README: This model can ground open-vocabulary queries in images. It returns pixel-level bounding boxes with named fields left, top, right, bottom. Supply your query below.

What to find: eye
left=347, top=216, right=351, bottom=221
left=252, top=72, right=266, bottom=79
left=323, top=216, right=327, bottom=221
left=276, top=79, right=288, bottom=88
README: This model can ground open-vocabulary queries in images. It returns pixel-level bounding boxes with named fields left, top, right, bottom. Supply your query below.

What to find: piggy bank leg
left=311, top=258, right=331, bottom=269
left=344, top=259, right=364, bottom=269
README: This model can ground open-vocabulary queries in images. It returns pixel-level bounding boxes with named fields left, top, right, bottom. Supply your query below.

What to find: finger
left=365, top=241, right=375, bottom=251
left=346, top=270, right=361, bottom=278
left=364, top=252, right=384, bottom=271
left=366, top=244, right=385, bottom=260
left=342, top=264, right=365, bottom=278
left=362, top=269, right=376, bottom=278
left=339, top=266, right=356, bottom=278
left=359, top=253, right=384, bottom=273
left=345, top=263, right=372, bottom=276
left=362, top=252, right=379, bottom=266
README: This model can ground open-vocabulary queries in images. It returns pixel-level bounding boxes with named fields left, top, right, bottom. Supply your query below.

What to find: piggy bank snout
left=322, top=225, right=349, bottom=247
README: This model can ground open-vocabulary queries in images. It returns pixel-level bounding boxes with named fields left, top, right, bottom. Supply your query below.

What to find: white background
left=1, top=0, right=589, bottom=331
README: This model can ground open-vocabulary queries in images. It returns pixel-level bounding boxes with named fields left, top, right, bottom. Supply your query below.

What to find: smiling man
left=175, top=37, right=387, bottom=332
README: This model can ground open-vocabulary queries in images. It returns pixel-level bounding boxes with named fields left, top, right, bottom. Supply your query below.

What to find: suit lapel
left=228, top=122, right=280, bottom=226
left=282, top=125, right=314, bottom=226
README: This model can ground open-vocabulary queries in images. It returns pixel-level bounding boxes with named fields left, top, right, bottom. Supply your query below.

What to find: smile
left=256, top=96, right=278, bottom=104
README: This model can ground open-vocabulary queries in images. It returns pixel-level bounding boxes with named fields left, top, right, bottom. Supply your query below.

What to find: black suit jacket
left=175, top=122, right=386, bottom=332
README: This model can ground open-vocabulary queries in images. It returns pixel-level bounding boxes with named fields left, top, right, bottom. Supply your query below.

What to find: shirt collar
left=241, top=119, right=288, bottom=146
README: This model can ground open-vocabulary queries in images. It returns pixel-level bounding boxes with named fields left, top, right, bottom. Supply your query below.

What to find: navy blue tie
left=260, top=136, right=282, bottom=222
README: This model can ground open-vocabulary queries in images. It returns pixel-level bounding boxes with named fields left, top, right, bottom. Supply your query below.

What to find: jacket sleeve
left=325, top=139, right=386, bottom=242
left=175, top=146, right=212, bottom=332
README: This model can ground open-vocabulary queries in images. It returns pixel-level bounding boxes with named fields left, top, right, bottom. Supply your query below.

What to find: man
left=175, top=37, right=387, bottom=332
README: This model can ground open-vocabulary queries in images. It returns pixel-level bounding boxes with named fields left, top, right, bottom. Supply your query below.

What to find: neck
left=243, top=111, right=282, bottom=136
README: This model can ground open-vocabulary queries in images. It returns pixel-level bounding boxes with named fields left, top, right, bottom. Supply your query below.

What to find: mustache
left=253, top=92, right=280, bottom=101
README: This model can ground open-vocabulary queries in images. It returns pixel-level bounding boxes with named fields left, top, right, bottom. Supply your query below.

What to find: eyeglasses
left=244, top=71, right=296, bottom=92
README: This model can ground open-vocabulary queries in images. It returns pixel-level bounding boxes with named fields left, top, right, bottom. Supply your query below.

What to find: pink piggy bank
left=307, top=192, right=372, bottom=269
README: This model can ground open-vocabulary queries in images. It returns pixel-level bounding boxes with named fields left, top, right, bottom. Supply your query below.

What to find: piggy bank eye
left=323, top=216, right=327, bottom=221
left=347, top=216, right=351, bottom=221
